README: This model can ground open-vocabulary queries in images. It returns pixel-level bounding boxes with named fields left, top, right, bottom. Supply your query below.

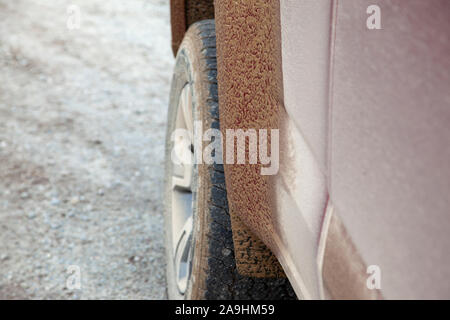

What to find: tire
left=164, top=20, right=296, bottom=300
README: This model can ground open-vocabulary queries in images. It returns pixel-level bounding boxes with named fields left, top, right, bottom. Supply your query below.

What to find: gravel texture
left=0, top=0, right=173, bottom=299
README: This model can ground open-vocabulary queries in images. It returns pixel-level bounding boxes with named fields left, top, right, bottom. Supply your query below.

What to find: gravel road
left=0, top=0, right=173, bottom=299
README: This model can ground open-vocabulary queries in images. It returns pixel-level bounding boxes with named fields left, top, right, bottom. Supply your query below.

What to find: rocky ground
left=0, top=0, right=173, bottom=299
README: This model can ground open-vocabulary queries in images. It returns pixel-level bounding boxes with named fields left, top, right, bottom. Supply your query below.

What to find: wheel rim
left=171, top=83, right=194, bottom=295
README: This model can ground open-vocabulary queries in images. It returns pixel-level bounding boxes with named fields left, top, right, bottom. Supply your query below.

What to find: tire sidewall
left=164, top=29, right=208, bottom=300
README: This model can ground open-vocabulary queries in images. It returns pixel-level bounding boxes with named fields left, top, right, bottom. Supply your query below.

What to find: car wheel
left=164, top=19, right=296, bottom=300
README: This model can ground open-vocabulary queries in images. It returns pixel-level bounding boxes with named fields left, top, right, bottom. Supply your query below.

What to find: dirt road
left=0, top=0, right=173, bottom=299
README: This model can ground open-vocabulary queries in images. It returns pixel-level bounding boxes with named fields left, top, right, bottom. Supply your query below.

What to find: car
left=164, top=0, right=450, bottom=300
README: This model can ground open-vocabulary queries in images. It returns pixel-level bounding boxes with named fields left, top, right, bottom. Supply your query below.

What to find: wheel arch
left=170, top=0, right=215, bottom=56
left=214, top=0, right=288, bottom=279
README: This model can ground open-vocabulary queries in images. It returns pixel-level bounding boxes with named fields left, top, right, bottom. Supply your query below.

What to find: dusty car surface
left=164, top=0, right=450, bottom=299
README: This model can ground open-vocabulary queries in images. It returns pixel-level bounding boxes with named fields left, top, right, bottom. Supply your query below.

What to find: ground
left=0, top=0, right=173, bottom=299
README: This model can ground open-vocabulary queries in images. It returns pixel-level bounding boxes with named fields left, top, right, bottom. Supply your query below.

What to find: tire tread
left=191, top=20, right=296, bottom=300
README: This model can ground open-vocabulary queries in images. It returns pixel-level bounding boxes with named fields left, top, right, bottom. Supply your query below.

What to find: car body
left=170, top=0, right=450, bottom=299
